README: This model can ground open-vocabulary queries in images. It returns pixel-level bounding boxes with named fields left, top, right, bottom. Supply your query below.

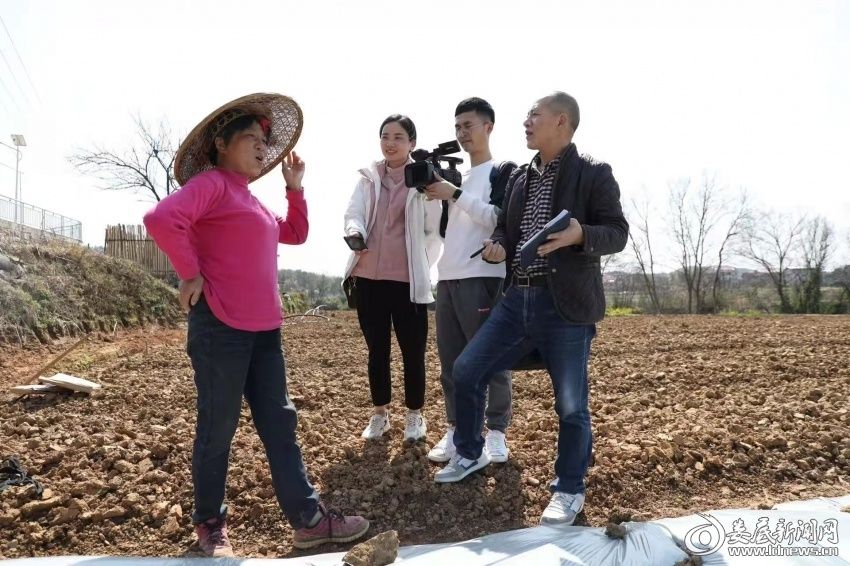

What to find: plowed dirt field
left=2, top=313, right=848, bottom=559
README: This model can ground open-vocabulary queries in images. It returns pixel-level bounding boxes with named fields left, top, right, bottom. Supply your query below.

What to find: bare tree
left=740, top=211, right=805, bottom=313
left=710, top=190, right=750, bottom=312
left=69, top=115, right=179, bottom=202
left=668, top=174, right=730, bottom=313
left=628, top=193, right=662, bottom=313
left=794, top=216, right=833, bottom=313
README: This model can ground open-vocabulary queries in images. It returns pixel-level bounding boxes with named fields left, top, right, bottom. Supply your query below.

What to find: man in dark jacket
left=434, top=92, right=628, bottom=527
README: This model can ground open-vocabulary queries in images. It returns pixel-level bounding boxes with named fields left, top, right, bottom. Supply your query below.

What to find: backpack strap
left=439, top=200, right=449, bottom=239
left=488, top=160, right=519, bottom=208
left=438, top=161, right=521, bottom=238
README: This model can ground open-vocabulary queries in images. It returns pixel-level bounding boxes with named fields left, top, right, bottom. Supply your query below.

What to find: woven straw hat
left=174, top=92, right=303, bottom=186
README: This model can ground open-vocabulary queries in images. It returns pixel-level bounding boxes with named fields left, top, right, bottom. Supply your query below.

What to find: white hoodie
left=343, top=161, right=442, bottom=304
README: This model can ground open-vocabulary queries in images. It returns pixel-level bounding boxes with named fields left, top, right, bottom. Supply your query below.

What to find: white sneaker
left=484, top=429, right=510, bottom=463
left=434, top=452, right=490, bottom=483
left=361, top=413, right=390, bottom=439
left=427, top=427, right=456, bottom=462
left=540, top=492, right=585, bottom=525
left=403, top=411, right=426, bottom=441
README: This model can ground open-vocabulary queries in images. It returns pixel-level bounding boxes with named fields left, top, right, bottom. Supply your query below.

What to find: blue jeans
left=187, top=297, right=320, bottom=528
left=452, top=286, right=596, bottom=494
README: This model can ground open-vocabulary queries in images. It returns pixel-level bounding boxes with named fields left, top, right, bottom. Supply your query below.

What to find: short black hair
left=544, top=92, right=580, bottom=131
left=207, top=115, right=266, bottom=166
left=379, top=114, right=417, bottom=141
left=455, top=97, right=495, bottom=124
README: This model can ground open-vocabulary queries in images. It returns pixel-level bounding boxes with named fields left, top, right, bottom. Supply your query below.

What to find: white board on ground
left=37, top=373, right=101, bottom=394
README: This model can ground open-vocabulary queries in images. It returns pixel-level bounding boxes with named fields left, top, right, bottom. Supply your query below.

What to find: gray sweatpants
left=436, top=277, right=512, bottom=432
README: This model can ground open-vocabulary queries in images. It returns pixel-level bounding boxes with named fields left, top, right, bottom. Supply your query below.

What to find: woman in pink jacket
left=343, top=115, right=441, bottom=442
left=144, top=93, right=368, bottom=556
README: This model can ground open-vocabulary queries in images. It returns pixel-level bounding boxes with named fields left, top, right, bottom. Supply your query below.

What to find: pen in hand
left=470, top=245, right=487, bottom=259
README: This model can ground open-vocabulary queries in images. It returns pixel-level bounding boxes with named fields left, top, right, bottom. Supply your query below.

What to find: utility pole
left=11, top=134, right=27, bottom=227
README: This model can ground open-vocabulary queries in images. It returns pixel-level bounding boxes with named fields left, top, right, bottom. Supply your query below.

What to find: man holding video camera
left=433, top=92, right=628, bottom=527
left=422, top=97, right=515, bottom=466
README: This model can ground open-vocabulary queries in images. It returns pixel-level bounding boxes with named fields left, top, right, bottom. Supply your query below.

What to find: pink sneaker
left=194, top=516, right=234, bottom=557
left=292, top=505, right=370, bottom=549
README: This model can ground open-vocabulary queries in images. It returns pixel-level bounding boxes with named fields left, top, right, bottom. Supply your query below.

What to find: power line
left=0, top=73, right=20, bottom=110
left=0, top=15, right=41, bottom=104
left=0, top=46, right=30, bottom=106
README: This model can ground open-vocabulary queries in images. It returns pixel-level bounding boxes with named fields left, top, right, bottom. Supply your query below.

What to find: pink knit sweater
left=143, top=167, right=308, bottom=331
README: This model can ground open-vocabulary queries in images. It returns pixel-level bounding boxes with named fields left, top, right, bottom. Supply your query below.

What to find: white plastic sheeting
left=386, top=521, right=686, bottom=565
left=654, top=495, right=850, bottom=565
left=2, top=495, right=848, bottom=566
left=1, top=522, right=687, bottom=566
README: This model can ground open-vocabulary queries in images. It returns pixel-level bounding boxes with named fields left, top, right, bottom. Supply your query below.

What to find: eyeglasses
left=455, top=122, right=489, bottom=134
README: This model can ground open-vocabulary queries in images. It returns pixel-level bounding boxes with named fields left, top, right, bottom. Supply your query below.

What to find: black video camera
left=404, top=140, right=463, bottom=192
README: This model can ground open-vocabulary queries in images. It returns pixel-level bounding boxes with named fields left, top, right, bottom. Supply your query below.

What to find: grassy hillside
left=0, top=233, right=182, bottom=344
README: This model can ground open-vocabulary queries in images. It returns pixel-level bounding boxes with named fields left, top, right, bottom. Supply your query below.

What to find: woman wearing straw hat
left=343, top=114, right=442, bottom=442
left=144, top=93, right=369, bottom=556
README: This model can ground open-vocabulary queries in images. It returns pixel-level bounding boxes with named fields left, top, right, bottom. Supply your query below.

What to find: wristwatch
left=452, top=189, right=463, bottom=201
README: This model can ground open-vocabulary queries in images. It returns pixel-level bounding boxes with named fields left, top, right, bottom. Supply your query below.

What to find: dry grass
left=0, top=231, right=182, bottom=344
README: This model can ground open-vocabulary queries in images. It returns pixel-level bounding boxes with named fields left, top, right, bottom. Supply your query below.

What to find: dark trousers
left=187, top=297, right=319, bottom=529
left=354, top=277, right=427, bottom=410
left=452, top=286, right=596, bottom=494
left=436, top=278, right=512, bottom=432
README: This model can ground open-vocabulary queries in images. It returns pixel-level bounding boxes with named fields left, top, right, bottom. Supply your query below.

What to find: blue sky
left=1, top=0, right=848, bottom=274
